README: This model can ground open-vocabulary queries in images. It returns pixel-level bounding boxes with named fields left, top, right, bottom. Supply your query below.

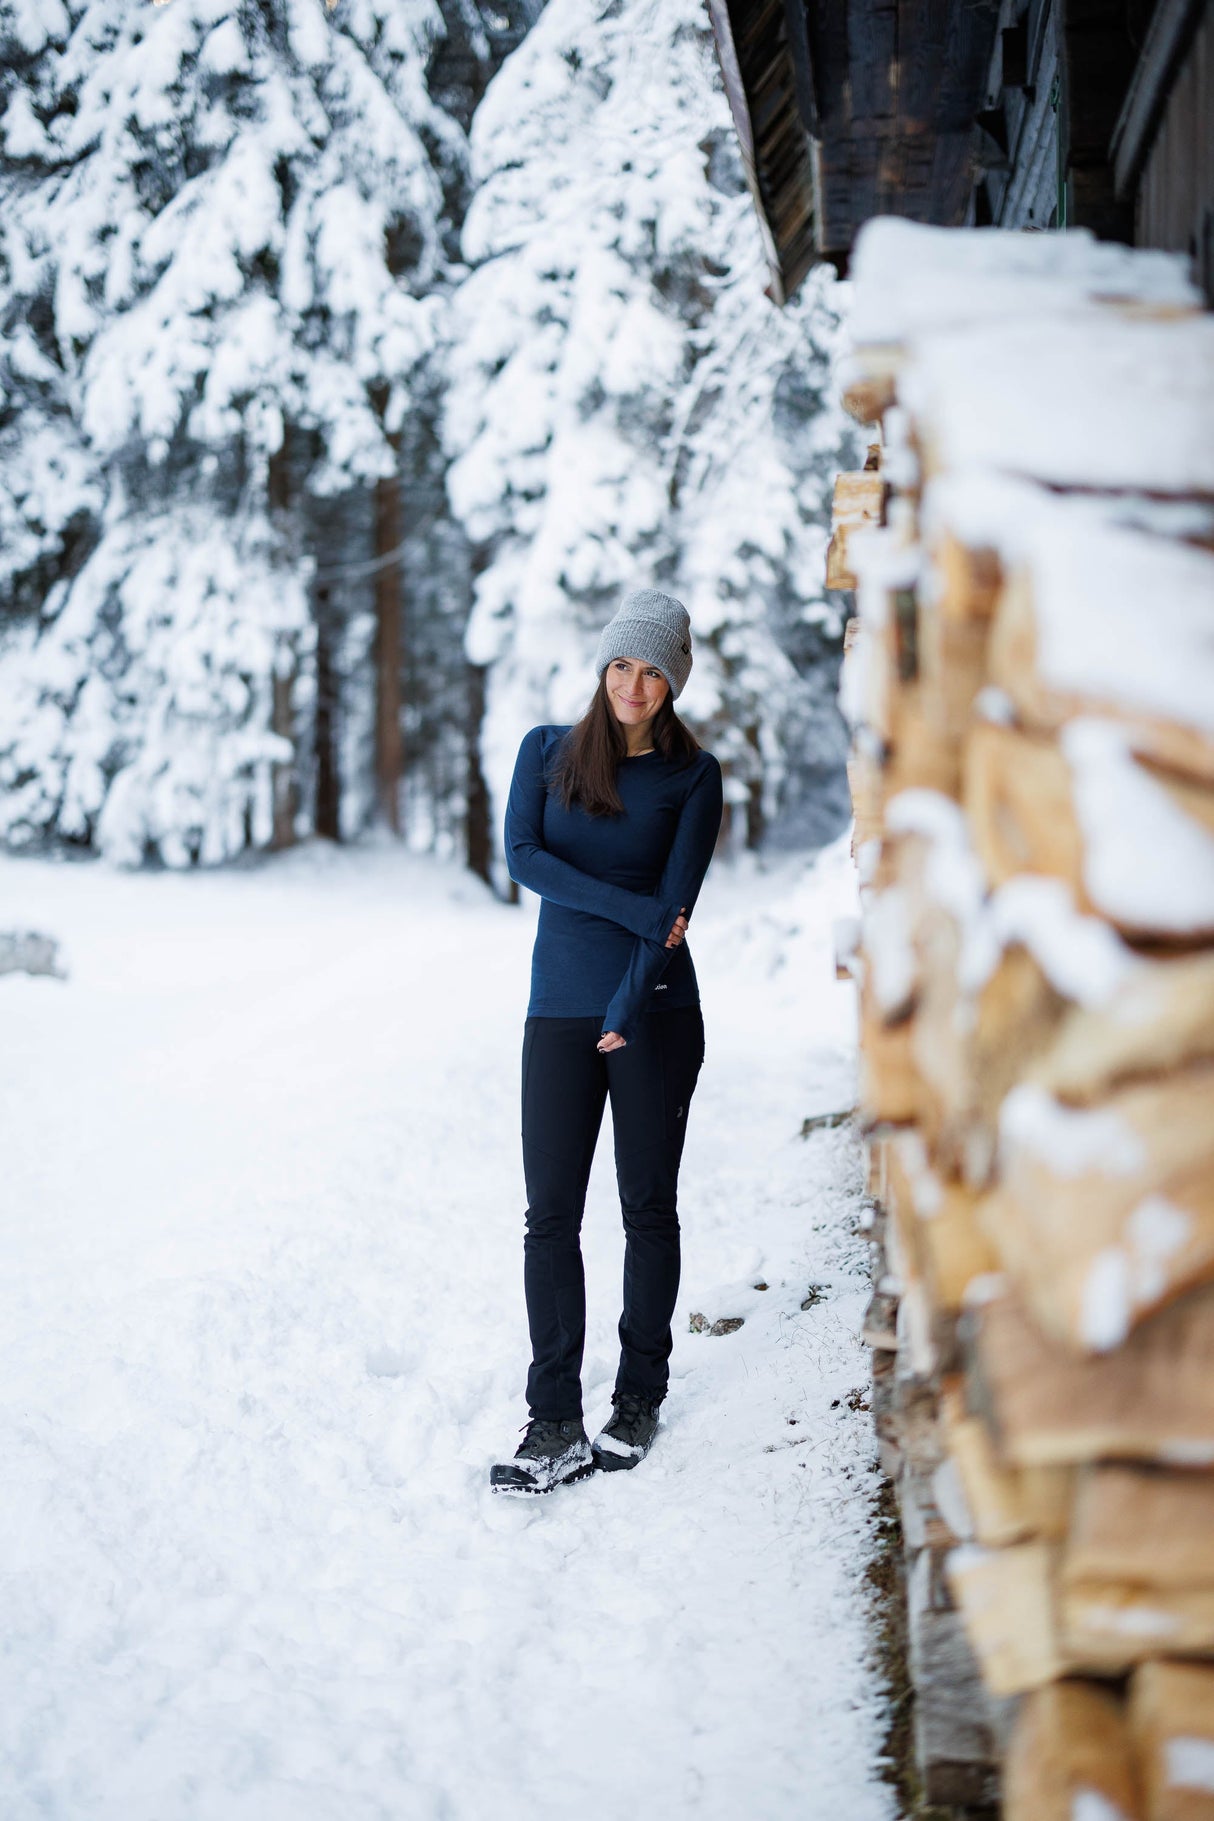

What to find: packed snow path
left=2, top=842, right=892, bottom=1821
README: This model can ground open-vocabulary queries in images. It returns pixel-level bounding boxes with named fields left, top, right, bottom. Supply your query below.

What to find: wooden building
left=708, top=0, right=1214, bottom=301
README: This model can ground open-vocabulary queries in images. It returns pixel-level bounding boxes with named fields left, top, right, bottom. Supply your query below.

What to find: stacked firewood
left=832, top=219, right=1214, bottom=1817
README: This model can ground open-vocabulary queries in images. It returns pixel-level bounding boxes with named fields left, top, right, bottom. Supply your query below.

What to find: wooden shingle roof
left=708, top=0, right=1002, bottom=296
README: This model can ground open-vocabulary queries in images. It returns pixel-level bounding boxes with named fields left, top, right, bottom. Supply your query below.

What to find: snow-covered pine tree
left=0, top=0, right=457, bottom=864
left=443, top=0, right=860, bottom=889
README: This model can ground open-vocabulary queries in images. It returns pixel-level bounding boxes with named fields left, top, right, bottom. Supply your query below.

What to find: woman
left=490, top=589, right=723, bottom=1495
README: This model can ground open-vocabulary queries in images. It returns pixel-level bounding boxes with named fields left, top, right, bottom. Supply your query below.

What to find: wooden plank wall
left=987, top=1, right=1062, bottom=229
left=1135, top=3, right=1214, bottom=302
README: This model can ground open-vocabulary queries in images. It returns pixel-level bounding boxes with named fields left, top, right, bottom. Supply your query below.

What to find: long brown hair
left=550, top=670, right=700, bottom=817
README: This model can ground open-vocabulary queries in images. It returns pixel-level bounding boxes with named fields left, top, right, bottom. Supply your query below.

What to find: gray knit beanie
left=594, top=589, right=693, bottom=699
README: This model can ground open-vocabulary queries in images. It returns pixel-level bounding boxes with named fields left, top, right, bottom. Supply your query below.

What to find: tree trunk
left=268, top=429, right=298, bottom=850
left=373, top=446, right=404, bottom=835
left=744, top=722, right=764, bottom=848
left=465, top=660, right=493, bottom=886
left=314, top=585, right=340, bottom=841
left=271, top=658, right=297, bottom=849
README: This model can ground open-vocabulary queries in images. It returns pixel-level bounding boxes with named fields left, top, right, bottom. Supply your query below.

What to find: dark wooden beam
left=1111, top=0, right=1210, bottom=196
left=1059, top=0, right=1141, bottom=239
left=781, top=0, right=820, bottom=134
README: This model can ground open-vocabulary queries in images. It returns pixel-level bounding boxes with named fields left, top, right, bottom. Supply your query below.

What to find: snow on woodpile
left=846, top=218, right=1201, bottom=347
left=830, top=216, right=1214, bottom=1813
left=903, top=315, right=1214, bottom=492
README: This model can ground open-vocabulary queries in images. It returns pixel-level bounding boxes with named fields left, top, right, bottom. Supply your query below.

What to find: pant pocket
left=664, top=1009, right=705, bottom=1145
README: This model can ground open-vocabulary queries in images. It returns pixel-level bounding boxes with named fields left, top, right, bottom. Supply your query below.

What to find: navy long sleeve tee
left=504, top=725, right=724, bottom=1043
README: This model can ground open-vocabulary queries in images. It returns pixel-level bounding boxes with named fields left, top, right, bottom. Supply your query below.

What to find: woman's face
left=606, top=657, right=670, bottom=730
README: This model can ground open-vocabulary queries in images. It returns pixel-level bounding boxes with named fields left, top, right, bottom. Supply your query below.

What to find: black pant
left=520, top=1006, right=706, bottom=1421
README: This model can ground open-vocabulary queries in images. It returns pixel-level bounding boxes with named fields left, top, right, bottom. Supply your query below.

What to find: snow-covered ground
left=1, top=839, right=893, bottom=1821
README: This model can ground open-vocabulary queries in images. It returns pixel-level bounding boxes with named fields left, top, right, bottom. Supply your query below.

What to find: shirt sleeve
left=504, top=727, right=682, bottom=942
left=601, top=753, right=724, bottom=1043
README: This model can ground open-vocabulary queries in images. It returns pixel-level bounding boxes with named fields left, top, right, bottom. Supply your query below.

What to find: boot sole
left=591, top=1442, right=651, bottom=1473
left=490, top=1460, right=598, bottom=1496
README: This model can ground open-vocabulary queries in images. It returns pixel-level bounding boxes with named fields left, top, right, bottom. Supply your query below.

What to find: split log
left=990, top=550, right=1214, bottom=788
left=885, top=684, right=961, bottom=800
left=892, top=1304, right=941, bottom=1431
left=1063, top=1466, right=1214, bottom=1592
left=846, top=746, right=885, bottom=852
left=885, top=1135, right=999, bottom=1316
left=964, top=720, right=1214, bottom=943
left=861, top=1290, right=899, bottom=1352
left=871, top=1345, right=900, bottom=1481
left=1004, top=1681, right=1142, bottom=1821
left=927, top=529, right=1004, bottom=623
left=840, top=355, right=898, bottom=426
left=897, top=1277, right=939, bottom=1382
left=947, top=1539, right=1069, bottom=1694
left=914, top=937, right=1068, bottom=1186
left=1062, top=1582, right=1214, bottom=1673
left=866, top=1132, right=890, bottom=1204
left=917, top=530, right=1002, bottom=747
left=952, top=1529, right=1214, bottom=1691
left=826, top=470, right=885, bottom=590
left=910, top=916, right=1214, bottom=1185
left=940, top=1385, right=1073, bottom=1547
left=841, top=527, right=920, bottom=744
left=901, top=1446, right=956, bottom=1556
left=1029, top=951, right=1214, bottom=1104
left=963, top=1282, right=1214, bottom=1470
left=918, top=1194, right=999, bottom=1320
left=840, top=615, right=898, bottom=745
left=858, top=984, right=922, bottom=1127
left=1062, top=1468, right=1214, bottom=1666
left=905, top=1544, right=1004, bottom=1809
left=1130, top=1659, right=1214, bottom=1821
left=987, top=1069, right=1214, bottom=1352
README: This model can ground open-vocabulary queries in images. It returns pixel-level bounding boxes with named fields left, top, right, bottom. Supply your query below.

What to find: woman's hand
left=599, top=906, right=687, bottom=1051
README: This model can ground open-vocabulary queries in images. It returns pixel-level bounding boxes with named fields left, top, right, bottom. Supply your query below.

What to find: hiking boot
left=591, top=1391, right=662, bottom=1472
left=489, top=1418, right=595, bottom=1495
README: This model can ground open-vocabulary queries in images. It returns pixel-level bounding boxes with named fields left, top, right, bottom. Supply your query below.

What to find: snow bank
left=0, top=842, right=891, bottom=1821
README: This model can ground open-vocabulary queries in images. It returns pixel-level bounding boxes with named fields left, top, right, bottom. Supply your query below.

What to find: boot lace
left=608, top=1392, right=658, bottom=1442
left=516, top=1417, right=574, bottom=1459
